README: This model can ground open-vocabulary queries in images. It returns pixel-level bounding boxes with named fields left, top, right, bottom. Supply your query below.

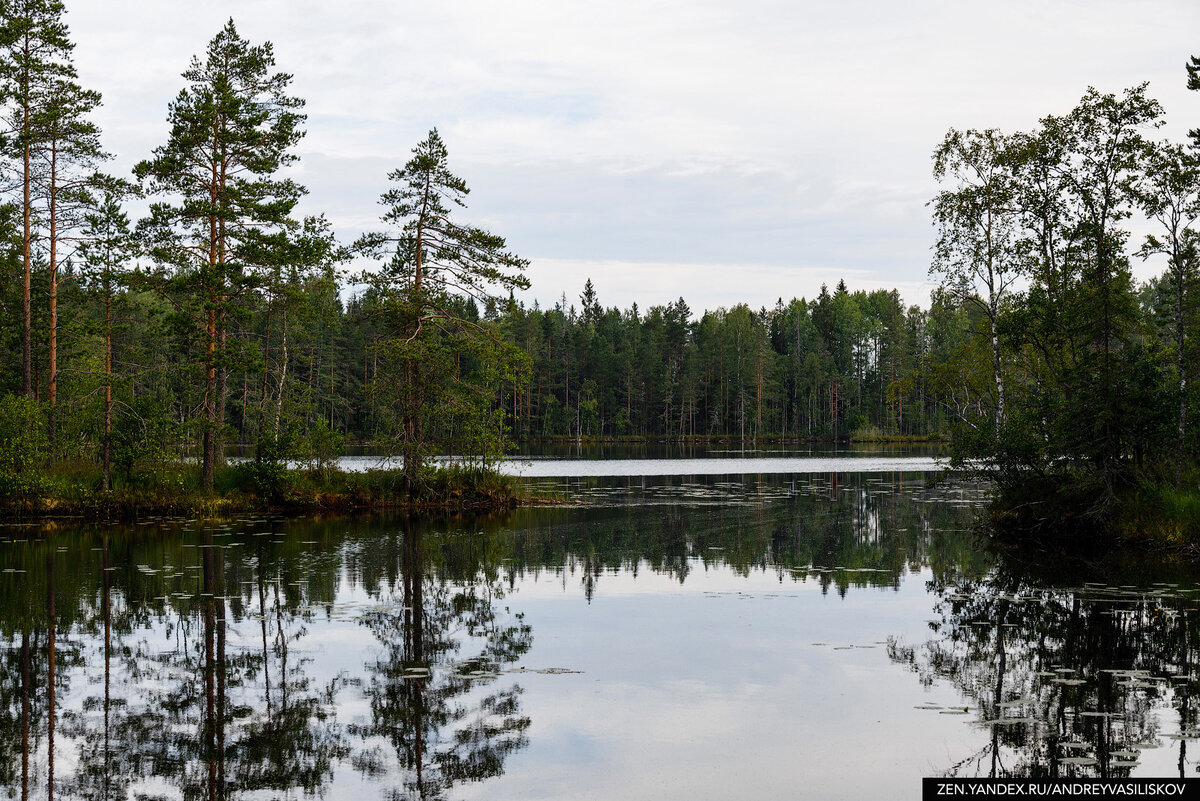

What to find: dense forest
left=0, top=0, right=1197, bottom=526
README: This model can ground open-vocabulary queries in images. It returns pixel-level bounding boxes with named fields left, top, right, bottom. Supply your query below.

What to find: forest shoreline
left=0, top=463, right=546, bottom=524
left=292, top=433, right=951, bottom=451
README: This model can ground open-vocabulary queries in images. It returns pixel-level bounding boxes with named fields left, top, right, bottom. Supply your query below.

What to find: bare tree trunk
left=273, top=305, right=289, bottom=436
left=259, top=292, right=273, bottom=429
left=216, top=319, right=228, bottom=468
left=202, top=141, right=220, bottom=488
left=404, top=358, right=424, bottom=494
left=203, top=304, right=217, bottom=488
left=20, top=35, right=31, bottom=398
left=1177, top=251, right=1187, bottom=484
left=990, top=292, right=1004, bottom=439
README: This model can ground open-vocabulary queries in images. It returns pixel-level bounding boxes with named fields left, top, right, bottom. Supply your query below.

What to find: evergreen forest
left=0, top=2, right=1197, bottom=531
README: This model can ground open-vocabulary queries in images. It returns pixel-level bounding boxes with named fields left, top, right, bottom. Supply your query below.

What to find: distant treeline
left=2, top=268, right=979, bottom=461
left=0, top=261, right=1185, bottom=460
left=494, top=280, right=968, bottom=442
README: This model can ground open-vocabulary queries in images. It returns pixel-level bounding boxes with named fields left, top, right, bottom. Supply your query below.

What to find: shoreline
left=985, top=473, right=1200, bottom=556
left=0, top=463, right=557, bottom=524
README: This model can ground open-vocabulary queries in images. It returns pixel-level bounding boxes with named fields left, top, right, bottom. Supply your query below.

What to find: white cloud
left=62, top=0, right=1200, bottom=312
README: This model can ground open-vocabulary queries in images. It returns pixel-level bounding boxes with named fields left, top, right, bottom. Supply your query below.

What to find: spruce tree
left=77, top=177, right=138, bottom=491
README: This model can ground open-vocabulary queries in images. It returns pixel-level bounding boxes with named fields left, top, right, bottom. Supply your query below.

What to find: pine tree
left=0, top=0, right=74, bottom=398
left=135, top=19, right=306, bottom=488
left=1187, top=55, right=1200, bottom=149
left=34, top=75, right=105, bottom=459
left=356, top=129, right=529, bottom=490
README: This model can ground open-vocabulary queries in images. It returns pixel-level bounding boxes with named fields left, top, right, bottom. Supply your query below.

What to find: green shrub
left=0, top=394, right=48, bottom=504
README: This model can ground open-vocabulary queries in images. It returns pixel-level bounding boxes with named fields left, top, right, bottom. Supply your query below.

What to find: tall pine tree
left=356, top=129, right=529, bottom=489
left=0, top=0, right=74, bottom=398
left=136, top=19, right=306, bottom=488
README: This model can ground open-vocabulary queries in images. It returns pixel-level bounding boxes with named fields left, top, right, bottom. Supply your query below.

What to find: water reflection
left=9, top=470, right=1198, bottom=797
left=349, top=527, right=532, bottom=799
left=0, top=520, right=535, bottom=800
left=892, top=558, right=1200, bottom=779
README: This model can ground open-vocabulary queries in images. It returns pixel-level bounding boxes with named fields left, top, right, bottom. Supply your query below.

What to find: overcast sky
left=65, top=0, right=1200, bottom=314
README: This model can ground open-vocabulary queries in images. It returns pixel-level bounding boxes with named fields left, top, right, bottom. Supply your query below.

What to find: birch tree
left=931, top=128, right=1021, bottom=439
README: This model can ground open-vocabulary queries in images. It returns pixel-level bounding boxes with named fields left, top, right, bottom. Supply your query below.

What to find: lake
left=2, top=453, right=1198, bottom=799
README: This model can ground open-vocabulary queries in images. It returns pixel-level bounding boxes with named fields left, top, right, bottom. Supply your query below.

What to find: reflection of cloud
left=495, top=574, right=989, bottom=801
left=66, top=0, right=1198, bottom=307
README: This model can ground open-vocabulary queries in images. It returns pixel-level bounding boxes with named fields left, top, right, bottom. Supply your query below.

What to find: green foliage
left=135, top=18, right=308, bottom=488
left=0, top=394, right=47, bottom=503
left=356, top=130, right=529, bottom=487
left=925, top=76, right=1200, bottom=538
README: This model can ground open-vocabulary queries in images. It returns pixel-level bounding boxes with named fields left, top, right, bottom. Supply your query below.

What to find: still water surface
left=2, top=458, right=1199, bottom=799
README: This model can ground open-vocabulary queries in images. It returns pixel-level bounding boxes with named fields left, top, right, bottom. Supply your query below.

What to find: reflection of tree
left=350, top=527, right=532, bottom=800
left=129, top=532, right=346, bottom=799
left=503, top=472, right=990, bottom=596
left=14, top=528, right=348, bottom=801
left=0, top=543, right=85, bottom=801
left=63, top=536, right=135, bottom=801
left=892, top=559, right=1200, bottom=778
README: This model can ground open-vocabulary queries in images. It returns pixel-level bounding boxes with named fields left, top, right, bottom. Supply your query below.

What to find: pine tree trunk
left=203, top=304, right=217, bottom=488
left=48, top=142, right=59, bottom=463
left=20, top=34, right=31, bottom=399
left=103, top=276, right=112, bottom=491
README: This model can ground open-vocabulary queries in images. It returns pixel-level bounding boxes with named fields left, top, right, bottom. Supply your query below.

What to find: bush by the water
left=0, top=395, right=49, bottom=505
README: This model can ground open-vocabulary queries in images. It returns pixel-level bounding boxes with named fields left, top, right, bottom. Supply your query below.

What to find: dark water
left=2, top=468, right=1199, bottom=800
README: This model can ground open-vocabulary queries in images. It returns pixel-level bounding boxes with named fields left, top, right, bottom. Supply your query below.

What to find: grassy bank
left=847, top=427, right=949, bottom=444
left=1111, top=480, right=1200, bottom=550
left=0, top=460, right=528, bottom=521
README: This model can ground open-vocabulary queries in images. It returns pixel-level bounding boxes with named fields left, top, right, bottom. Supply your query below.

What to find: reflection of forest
left=0, top=471, right=987, bottom=797
left=504, top=472, right=990, bottom=597
left=0, top=520, right=532, bottom=800
left=891, top=559, right=1200, bottom=779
